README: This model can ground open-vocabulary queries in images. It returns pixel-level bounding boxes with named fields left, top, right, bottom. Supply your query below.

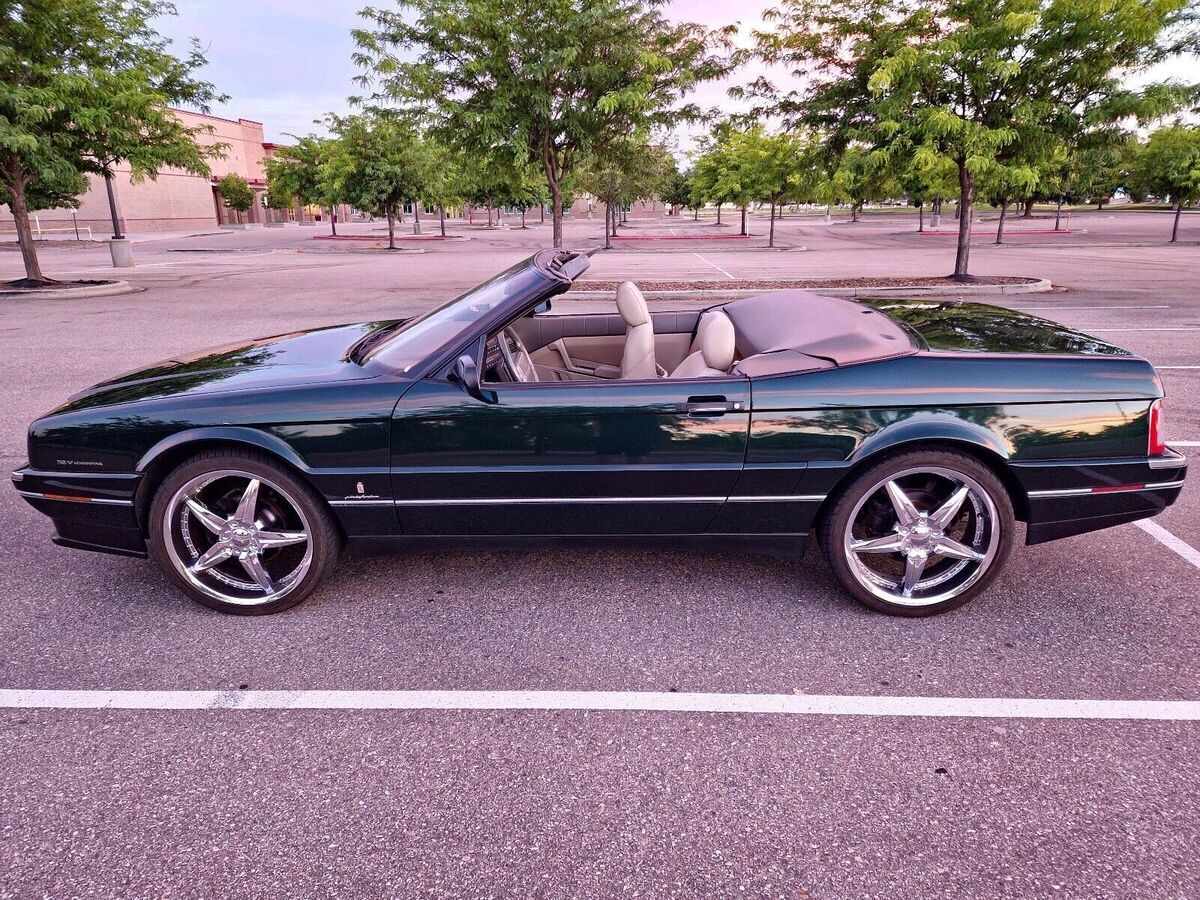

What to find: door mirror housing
left=450, top=354, right=495, bottom=403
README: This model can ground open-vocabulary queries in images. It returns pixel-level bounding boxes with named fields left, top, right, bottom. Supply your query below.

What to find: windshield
left=368, top=257, right=551, bottom=371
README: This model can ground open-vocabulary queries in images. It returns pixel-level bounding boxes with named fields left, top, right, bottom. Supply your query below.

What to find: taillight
left=1148, top=398, right=1165, bottom=455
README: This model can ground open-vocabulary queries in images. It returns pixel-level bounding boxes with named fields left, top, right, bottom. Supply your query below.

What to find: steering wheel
left=498, top=326, right=539, bottom=382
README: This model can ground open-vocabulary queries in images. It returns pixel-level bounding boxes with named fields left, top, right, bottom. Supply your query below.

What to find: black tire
left=819, top=449, right=1015, bottom=617
left=148, top=448, right=341, bottom=615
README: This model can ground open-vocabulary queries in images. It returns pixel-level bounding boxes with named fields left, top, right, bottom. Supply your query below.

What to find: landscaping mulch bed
left=0, top=278, right=117, bottom=291
left=575, top=275, right=1037, bottom=292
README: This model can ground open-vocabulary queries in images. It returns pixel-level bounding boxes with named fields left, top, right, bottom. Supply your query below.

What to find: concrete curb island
left=0, top=280, right=141, bottom=300
left=568, top=278, right=1053, bottom=301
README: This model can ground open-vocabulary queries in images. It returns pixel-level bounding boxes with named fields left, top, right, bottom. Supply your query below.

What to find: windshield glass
left=368, top=257, right=550, bottom=370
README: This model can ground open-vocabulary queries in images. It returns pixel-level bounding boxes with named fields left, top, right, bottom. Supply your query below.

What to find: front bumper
left=1012, top=448, right=1187, bottom=545
left=12, top=466, right=147, bottom=557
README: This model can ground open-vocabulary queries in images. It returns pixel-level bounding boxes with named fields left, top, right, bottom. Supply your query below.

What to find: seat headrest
left=700, top=312, right=736, bottom=372
left=616, top=281, right=650, bottom=327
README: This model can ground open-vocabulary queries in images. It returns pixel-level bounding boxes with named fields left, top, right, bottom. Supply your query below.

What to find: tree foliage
left=0, top=0, right=224, bottom=282
left=216, top=173, right=254, bottom=216
left=750, top=0, right=1199, bottom=276
left=1133, top=124, right=1200, bottom=241
left=352, top=0, right=737, bottom=248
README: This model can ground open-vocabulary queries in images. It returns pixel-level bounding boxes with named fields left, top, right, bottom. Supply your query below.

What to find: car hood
left=55, top=321, right=401, bottom=412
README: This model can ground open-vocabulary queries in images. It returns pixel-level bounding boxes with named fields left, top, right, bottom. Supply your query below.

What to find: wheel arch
left=133, top=428, right=315, bottom=534
left=816, top=430, right=1029, bottom=528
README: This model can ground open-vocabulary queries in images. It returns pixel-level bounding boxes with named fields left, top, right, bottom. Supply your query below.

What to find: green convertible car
left=13, top=250, right=1186, bottom=616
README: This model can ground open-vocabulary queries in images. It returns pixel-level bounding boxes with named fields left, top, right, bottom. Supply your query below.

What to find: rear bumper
left=1011, top=449, right=1187, bottom=545
left=11, top=466, right=147, bottom=558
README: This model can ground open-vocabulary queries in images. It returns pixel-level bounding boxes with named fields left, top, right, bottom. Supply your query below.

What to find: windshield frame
left=363, top=250, right=588, bottom=378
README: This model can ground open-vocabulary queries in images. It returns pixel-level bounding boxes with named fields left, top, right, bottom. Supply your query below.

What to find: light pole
left=104, top=170, right=134, bottom=268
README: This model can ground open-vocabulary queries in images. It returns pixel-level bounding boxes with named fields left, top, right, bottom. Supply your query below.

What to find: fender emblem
left=356, top=481, right=365, bottom=494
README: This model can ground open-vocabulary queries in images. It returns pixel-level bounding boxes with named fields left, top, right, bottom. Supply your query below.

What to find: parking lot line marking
left=1134, top=519, right=1200, bottom=570
left=1089, top=327, right=1200, bottom=332
left=1157, top=366, right=1200, bottom=370
left=1169, top=440, right=1200, bottom=445
left=2, top=689, right=1198, bottom=720
left=1008, top=305, right=1171, bottom=310
left=693, top=252, right=736, bottom=280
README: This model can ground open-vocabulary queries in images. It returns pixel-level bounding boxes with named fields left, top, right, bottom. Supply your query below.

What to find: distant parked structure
left=0, top=108, right=347, bottom=237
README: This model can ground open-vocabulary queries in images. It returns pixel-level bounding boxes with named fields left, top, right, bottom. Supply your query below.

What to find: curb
left=0, top=280, right=142, bottom=300
left=568, top=279, right=1052, bottom=301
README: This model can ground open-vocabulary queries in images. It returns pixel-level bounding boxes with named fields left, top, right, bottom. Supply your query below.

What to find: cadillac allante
left=13, top=251, right=1186, bottom=616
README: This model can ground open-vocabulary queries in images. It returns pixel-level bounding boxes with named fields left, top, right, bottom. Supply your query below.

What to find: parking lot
left=1, top=209, right=1197, bottom=897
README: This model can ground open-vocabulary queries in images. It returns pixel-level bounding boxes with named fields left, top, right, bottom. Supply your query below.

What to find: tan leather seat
left=616, top=281, right=657, bottom=379
left=670, top=311, right=735, bottom=378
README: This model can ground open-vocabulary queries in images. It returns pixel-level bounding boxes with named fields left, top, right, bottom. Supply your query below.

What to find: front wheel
left=149, top=449, right=341, bottom=615
left=820, top=450, right=1015, bottom=616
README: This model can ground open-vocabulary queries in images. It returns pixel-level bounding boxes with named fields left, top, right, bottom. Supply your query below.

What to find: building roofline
left=168, top=106, right=264, bottom=127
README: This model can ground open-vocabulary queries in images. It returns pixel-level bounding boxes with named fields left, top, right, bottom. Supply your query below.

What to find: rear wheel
left=820, top=450, right=1015, bottom=616
left=148, top=450, right=340, bottom=615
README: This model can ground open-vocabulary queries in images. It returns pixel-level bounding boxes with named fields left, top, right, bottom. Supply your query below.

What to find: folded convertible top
left=722, top=290, right=915, bottom=373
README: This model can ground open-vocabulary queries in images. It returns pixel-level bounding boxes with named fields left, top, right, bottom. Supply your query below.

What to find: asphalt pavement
left=0, top=209, right=1197, bottom=898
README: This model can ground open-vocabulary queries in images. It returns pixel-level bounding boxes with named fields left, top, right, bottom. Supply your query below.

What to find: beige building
left=1, top=108, right=335, bottom=236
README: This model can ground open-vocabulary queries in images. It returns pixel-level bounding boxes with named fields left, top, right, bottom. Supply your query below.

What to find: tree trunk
left=604, top=204, right=612, bottom=249
left=468, top=206, right=473, bottom=225
left=439, top=204, right=446, bottom=237
left=386, top=206, right=396, bottom=250
left=995, top=200, right=1008, bottom=245
left=1171, top=201, right=1182, bottom=243
left=851, top=201, right=862, bottom=223
left=520, top=207, right=527, bottom=229
left=540, top=204, right=545, bottom=224
left=6, top=177, right=47, bottom=282
left=104, top=171, right=124, bottom=239
left=413, top=205, right=421, bottom=235
left=330, top=207, right=337, bottom=236
left=1023, top=198, right=1035, bottom=218
left=918, top=202, right=924, bottom=233
left=486, top=204, right=494, bottom=228
left=953, top=164, right=974, bottom=278
left=740, top=204, right=747, bottom=236
left=716, top=203, right=722, bottom=225
left=768, top=200, right=776, bottom=248
left=1055, top=198, right=1063, bottom=231
left=693, top=207, right=698, bottom=220
left=549, top=178, right=564, bottom=249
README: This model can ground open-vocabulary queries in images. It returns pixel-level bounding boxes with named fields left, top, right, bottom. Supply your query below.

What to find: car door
left=390, top=374, right=751, bottom=535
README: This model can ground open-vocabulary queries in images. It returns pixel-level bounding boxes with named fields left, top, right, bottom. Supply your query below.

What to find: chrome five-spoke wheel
left=822, top=452, right=1015, bottom=616
left=149, top=451, right=340, bottom=614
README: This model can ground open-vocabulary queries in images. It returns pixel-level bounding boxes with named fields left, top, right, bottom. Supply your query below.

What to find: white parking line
left=1134, top=520, right=1200, bottom=570
left=1158, top=366, right=1200, bottom=370
left=693, top=252, right=736, bottom=280
left=1, top=689, right=1198, bottom=720
left=1089, top=327, right=1200, bottom=333
left=1169, top=440, right=1200, bottom=446
left=1008, top=305, right=1171, bottom=310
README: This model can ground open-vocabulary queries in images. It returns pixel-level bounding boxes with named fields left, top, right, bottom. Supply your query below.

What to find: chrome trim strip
left=1149, top=454, right=1188, bottom=470
left=727, top=494, right=827, bottom=502
left=392, top=496, right=728, bottom=506
left=17, top=490, right=133, bottom=506
left=328, top=499, right=397, bottom=508
left=1027, top=479, right=1186, bottom=499
left=383, top=494, right=829, bottom=506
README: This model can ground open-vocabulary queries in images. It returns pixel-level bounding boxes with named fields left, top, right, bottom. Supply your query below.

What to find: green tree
left=216, top=173, right=255, bottom=222
left=0, top=0, right=224, bottom=283
left=735, top=127, right=822, bottom=247
left=353, top=0, right=736, bottom=249
left=754, top=0, right=1198, bottom=278
left=660, top=165, right=693, bottom=215
left=265, top=135, right=345, bottom=234
left=1134, top=125, right=1200, bottom=242
left=580, top=138, right=670, bottom=247
left=831, top=145, right=898, bottom=223
left=323, top=115, right=438, bottom=249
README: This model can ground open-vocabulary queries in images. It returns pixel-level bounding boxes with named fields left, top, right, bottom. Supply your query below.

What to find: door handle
left=678, top=396, right=745, bottom=417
